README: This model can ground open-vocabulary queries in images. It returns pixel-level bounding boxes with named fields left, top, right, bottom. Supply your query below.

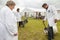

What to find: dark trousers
left=48, top=27, right=54, bottom=40
left=18, top=21, right=24, bottom=27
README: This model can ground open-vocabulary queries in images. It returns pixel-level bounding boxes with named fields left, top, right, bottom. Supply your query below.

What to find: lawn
left=18, top=18, right=60, bottom=40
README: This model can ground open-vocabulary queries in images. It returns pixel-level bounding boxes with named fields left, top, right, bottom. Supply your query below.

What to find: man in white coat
left=42, top=3, right=58, bottom=33
left=0, top=1, right=18, bottom=40
left=16, top=8, right=21, bottom=22
left=14, top=8, right=22, bottom=27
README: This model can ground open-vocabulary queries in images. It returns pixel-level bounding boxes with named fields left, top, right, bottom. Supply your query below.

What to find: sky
left=0, top=0, right=60, bottom=10
left=13, top=0, right=60, bottom=9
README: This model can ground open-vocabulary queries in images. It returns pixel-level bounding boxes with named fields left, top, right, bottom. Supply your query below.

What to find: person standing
left=42, top=3, right=58, bottom=33
left=14, top=8, right=22, bottom=27
left=0, top=1, right=18, bottom=40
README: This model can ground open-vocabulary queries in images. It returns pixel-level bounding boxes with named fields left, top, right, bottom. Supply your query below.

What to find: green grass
left=18, top=18, right=60, bottom=40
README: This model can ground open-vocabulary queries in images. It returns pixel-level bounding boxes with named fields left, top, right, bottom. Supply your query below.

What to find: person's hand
left=54, top=19, right=57, bottom=23
left=14, top=33, right=18, bottom=36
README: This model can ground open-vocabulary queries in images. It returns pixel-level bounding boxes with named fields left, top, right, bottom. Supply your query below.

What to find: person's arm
left=43, top=12, right=47, bottom=22
left=52, top=6, right=58, bottom=23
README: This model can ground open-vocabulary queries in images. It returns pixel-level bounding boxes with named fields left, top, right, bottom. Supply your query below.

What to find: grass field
left=18, top=18, right=60, bottom=40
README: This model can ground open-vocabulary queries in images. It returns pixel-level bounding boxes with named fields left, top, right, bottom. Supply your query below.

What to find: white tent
left=21, top=7, right=46, bottom=17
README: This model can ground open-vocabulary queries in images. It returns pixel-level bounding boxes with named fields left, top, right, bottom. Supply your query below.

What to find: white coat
left=0, top=6, right=18, bottom=40
left=44, top=5, right=58, bottom=33
left=14, top=12, right=21, bottom=22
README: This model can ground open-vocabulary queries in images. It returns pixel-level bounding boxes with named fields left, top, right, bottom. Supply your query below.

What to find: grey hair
left=6, top=1, right=16, bottom=6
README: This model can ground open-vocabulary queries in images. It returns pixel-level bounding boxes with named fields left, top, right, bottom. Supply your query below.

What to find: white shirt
left=14, top=11, right=22, bottom=22
left=44, top=5, right=58, bottom=26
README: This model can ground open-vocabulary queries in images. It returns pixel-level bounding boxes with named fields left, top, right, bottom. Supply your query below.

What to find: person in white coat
left=14, top=8, right=22, bottom=27
left=42, top=3, right=58, bottom=33
left=0, top=1, right=18, bottom=40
